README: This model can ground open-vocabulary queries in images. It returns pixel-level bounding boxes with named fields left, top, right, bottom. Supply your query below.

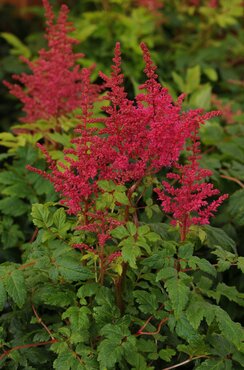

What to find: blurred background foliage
left=1, top=0, right=243, bottom=128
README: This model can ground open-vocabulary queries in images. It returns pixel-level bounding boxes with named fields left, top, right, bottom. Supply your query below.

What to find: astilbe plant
left=1, top=3, right=244, bottom=370
left=4, top=0, right=97, bottom=127
left=27, top=41, right=206, bottom=229
left=27, top=41, right=228, bottom=290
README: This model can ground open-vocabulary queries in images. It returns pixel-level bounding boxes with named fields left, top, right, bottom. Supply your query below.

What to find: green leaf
left=216, top=283, right=244, bottom=306
left=237, top=257, right=244, bottom=273
left=186, top=65, right=201, bottom=93
left=56, top=257, right=93, bottom=282
left=1, top=32, right=31, bottom=58
left=121, top=242, right=141, bottom=269
left=126, top=352, right=148, bottom=370
left=190, top=84, right=212, bottom=109
left=176, top=315, right=202, bottom=343
left=126, top=222, right=137, bottom=236
left=214, top=307, right=244, bottom=350
left=5, top=269, right=27, bottom=308
left=172, top=71, right=185, bottom=91
left=97, top=324, right=136, bottom=369
left=200, top=121, right=225, bottom=146
left=196, top=358, right=232, bottom=370
left=0, top=280, right=7, bottom=311
left=203, top=225, right=236, bottom=253
left=0, top=197, right=27, bottom=217
left=97, top=180, right=116, bottom=191
left=188, top=256, right=217, bottom=277
left=110, top=225, right=129, bottom=239
left=159, top=348, right=176, bottom=362
left=145, top=232, right=161, bottom=242
left=53, top=208, right=66, bottom=230
left=133, top=291, right=158, bottom=314
left=186, top=295, right=214, bottom=329
left=178, top=243, right=194, bottom=259
left=156, top=267, right=177, bottom=282
left=114, top=191, right=129, bottom=205
left=138, top=225, right=150, bottom=236
left=53, top=352, right=78, bottom=370
left=62, top=306, right=90, bottom=330
left=165, top=278, right=190, bottom=318
left=204, top=67, right=218, bottom=81
left=31, top=203, right=53, bottom=228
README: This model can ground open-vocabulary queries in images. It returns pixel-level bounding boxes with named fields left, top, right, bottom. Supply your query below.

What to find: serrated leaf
left=56, top=257, right=93, bottom=282
left=159, top=348, right=176, bottom=362
left=176, top=315, right=202, bottom=343
left=203, top=225, right=236, bottom=252
left=133, top=291, right=158, bottom=313
left=62, top=306, right=90, bottom=330
left=31, top=203, right=52, bottom=228
left=138, top=225, right=150, bottom=236
left=97, top=180, right=116, bottom=192
left=196, top=358, right=232, bottom=370
left=126, top=222, right=137, bottom=236
left=237, top=257, right=244, bottom=272
left=165, top=278, right=190, bottom=318
left=122, top=242, right=141, bottom=269
left=186, top=295, right=214, bottom=329
left=53, top=208, right=66, bottom=230
left=178, top=243, right=194, bottom=259
left=214, top=307, right=244, bottom=350
left=216, top=283, right=244, bottom=306
left=110, top=225, right=129, bottom=239
left=156, top=267, right=176, bottom=281
left=188, top=256, right=217, bottom=277
left=53, top=352, right=78, bottom=370
left=5, top=269, right=27, bottom=308
left=145, top=232, right=161, bottom=242
left=97, top=324, right=136, bottom=369
left=114, top=191, right=129, bottom=205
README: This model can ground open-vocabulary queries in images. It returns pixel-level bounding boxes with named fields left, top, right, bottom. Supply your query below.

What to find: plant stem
left=162, top=355, right=210, bottom=370
left=0, top=339, right=57, bottom=361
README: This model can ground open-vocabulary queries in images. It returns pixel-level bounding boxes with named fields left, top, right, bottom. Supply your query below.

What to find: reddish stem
left=136, top=317, right=169, bottom=336
left=0, top=339, right=57, bottom=361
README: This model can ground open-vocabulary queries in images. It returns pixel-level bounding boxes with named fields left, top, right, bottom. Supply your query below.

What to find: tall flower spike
left=155, top=116, right=228, bottom=241
left=4, top=0, right=88, bottom=123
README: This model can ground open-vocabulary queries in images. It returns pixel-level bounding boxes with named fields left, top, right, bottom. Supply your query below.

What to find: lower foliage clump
left=0, top=202, right=243, bottom=369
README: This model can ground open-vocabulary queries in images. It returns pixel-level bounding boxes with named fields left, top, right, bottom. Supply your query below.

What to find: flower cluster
left=155, top=113, right=228, bottom=241
left=4, top=0, right=97, bottom=123
left=31, top=42, right=199, bottom=218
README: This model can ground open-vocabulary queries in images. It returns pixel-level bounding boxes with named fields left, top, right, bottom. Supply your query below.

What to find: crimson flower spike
left=4, top=0, right=86, bottom=123
left=155, top=115, right=228, bottom=242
